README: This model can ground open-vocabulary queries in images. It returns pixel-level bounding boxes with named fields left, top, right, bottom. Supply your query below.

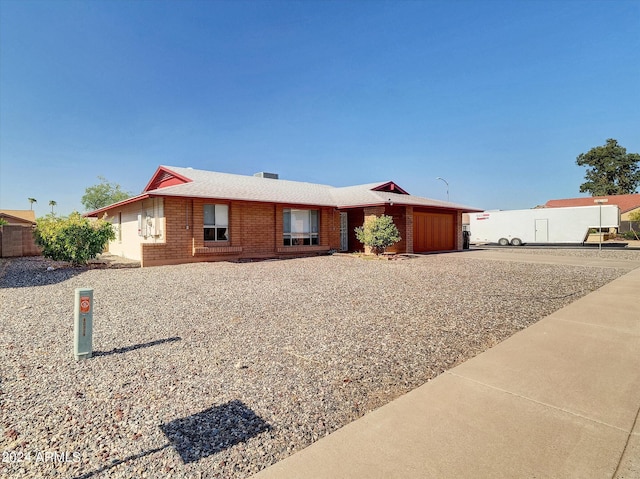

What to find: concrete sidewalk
left=252, top=258, right=640, bottom=478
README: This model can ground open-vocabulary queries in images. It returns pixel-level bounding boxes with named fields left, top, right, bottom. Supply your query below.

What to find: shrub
left=354, top=214, right=401, bottom=255
left=34, top=212, right=115, bottom=265
left=0, top=218, right=8, bottom=226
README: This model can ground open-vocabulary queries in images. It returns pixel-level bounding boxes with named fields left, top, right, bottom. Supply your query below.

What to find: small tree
left=34, top=212, right=115, bottom=265
left=28, top=198, right=37, bottom=210
left=49, top=200, right=57, bottom=214
left=354, top=214, right=401, bottom=255
left=0, top=218, right=8, bottom=226
left=82, top=176, right=132, bottom=211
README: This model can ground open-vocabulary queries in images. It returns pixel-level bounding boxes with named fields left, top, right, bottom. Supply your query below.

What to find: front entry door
left=340, top=213, right=348, bottom=251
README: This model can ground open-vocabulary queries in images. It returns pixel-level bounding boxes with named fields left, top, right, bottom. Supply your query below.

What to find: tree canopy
left=576, top=139, right=640, bottom=196
left=81, top=176, right=132, bottom=211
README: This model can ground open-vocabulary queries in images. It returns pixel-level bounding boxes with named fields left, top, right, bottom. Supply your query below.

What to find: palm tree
left=49, top=200, right=57, bottom=214
left=28, top=198, right=37, bottom=210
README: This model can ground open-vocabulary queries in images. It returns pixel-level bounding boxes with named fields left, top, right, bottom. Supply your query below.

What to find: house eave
left=337, top=202, right=483, bottom=212
left=84, top=194, right=152, bottom=218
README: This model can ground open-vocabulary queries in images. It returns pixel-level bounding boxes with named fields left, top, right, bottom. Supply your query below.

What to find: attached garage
left=413, top=210, right=456, bottom=252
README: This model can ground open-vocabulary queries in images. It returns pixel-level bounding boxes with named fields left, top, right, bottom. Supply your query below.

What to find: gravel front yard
left=0, top=252, right=634, bottom=478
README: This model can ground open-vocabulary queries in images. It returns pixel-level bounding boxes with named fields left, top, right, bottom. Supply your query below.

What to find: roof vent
left=253, top=172, right=279, bottom=179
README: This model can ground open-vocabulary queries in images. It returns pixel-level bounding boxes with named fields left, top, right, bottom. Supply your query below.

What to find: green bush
left=354, top=214, right=401, bottom=255
left=34, top=212, right=115, bottom=265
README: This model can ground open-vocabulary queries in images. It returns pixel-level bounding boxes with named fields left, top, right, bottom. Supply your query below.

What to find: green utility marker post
left=74, top=288, right=94, bottom=360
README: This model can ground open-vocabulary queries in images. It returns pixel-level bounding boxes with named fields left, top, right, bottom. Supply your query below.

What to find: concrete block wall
left=0, top=226, right=41, bottom=258
left=1, top=226, right=22, bottom=257
left=22, top=227, right=41, bottom=256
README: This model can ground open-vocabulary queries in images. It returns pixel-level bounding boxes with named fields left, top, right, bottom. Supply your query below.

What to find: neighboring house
left=545, top=194, right=640, bottom=234
left=86, top=166, right=481, bottom=267
left=0, top=209, right=36, bottom=226
left=544, top=194, right=640, bottom=221
left=0, top=210, right=40, bottom=257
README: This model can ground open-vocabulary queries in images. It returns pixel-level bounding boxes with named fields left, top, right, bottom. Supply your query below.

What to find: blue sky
left=1, top=0, right=638, bottom=217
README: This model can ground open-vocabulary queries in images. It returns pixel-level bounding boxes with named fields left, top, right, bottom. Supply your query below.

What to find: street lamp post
left=436, top=177, right=449, bottom=202
left=594, top=199, right=608, bottom=252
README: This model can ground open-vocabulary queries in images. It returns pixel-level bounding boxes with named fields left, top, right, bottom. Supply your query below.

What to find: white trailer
left=468, top=205, right=620, bottom=246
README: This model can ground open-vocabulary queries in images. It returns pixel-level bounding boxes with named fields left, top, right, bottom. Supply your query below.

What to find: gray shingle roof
left=145, top=166, right=478, bottom=211
left=148, top=166, right=337, bottom=206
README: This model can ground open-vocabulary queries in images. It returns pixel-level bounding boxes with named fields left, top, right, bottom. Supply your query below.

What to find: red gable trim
left=143, top=166, right=193, bottom=192
left=371, top=182, right=409, bottom=195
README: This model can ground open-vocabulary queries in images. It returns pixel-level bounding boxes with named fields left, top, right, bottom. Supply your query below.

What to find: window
left=204, top=204, right=229, bottom=241
left=283, top=209, right=319, bottom=246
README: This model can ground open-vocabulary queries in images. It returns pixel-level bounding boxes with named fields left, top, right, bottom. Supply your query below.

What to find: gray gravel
left=0, top=251, right=635, bottom=478
left=471, top=244, right=640, bottom=261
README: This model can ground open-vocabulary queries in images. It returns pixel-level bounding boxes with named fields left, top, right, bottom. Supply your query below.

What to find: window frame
left=283, top=208, right=319, bottom=246
left=203, top=204, right=229, bottom=242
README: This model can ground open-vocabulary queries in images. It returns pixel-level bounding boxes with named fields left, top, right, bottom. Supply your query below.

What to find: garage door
left=413, top=211, right=456, bottom=252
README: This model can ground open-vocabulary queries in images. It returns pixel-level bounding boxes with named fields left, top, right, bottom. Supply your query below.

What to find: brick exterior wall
left=362, top=206, right=386, bottom=254
left=405, top=206, right=414, bottom=253
left=124, top=196, right=462, bottom=267
left=141, top=197, right=193, bottom=267
left=384, top=205, right=408, bottom=254
left=140, top=197, right=341, bottom=267
left=455, top=211, right=463, bottom=251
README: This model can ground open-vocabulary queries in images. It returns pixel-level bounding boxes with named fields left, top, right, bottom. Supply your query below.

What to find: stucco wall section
left=621, top=207, right=640, bottom=221
left=106, top=198, right=165, bottom=260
